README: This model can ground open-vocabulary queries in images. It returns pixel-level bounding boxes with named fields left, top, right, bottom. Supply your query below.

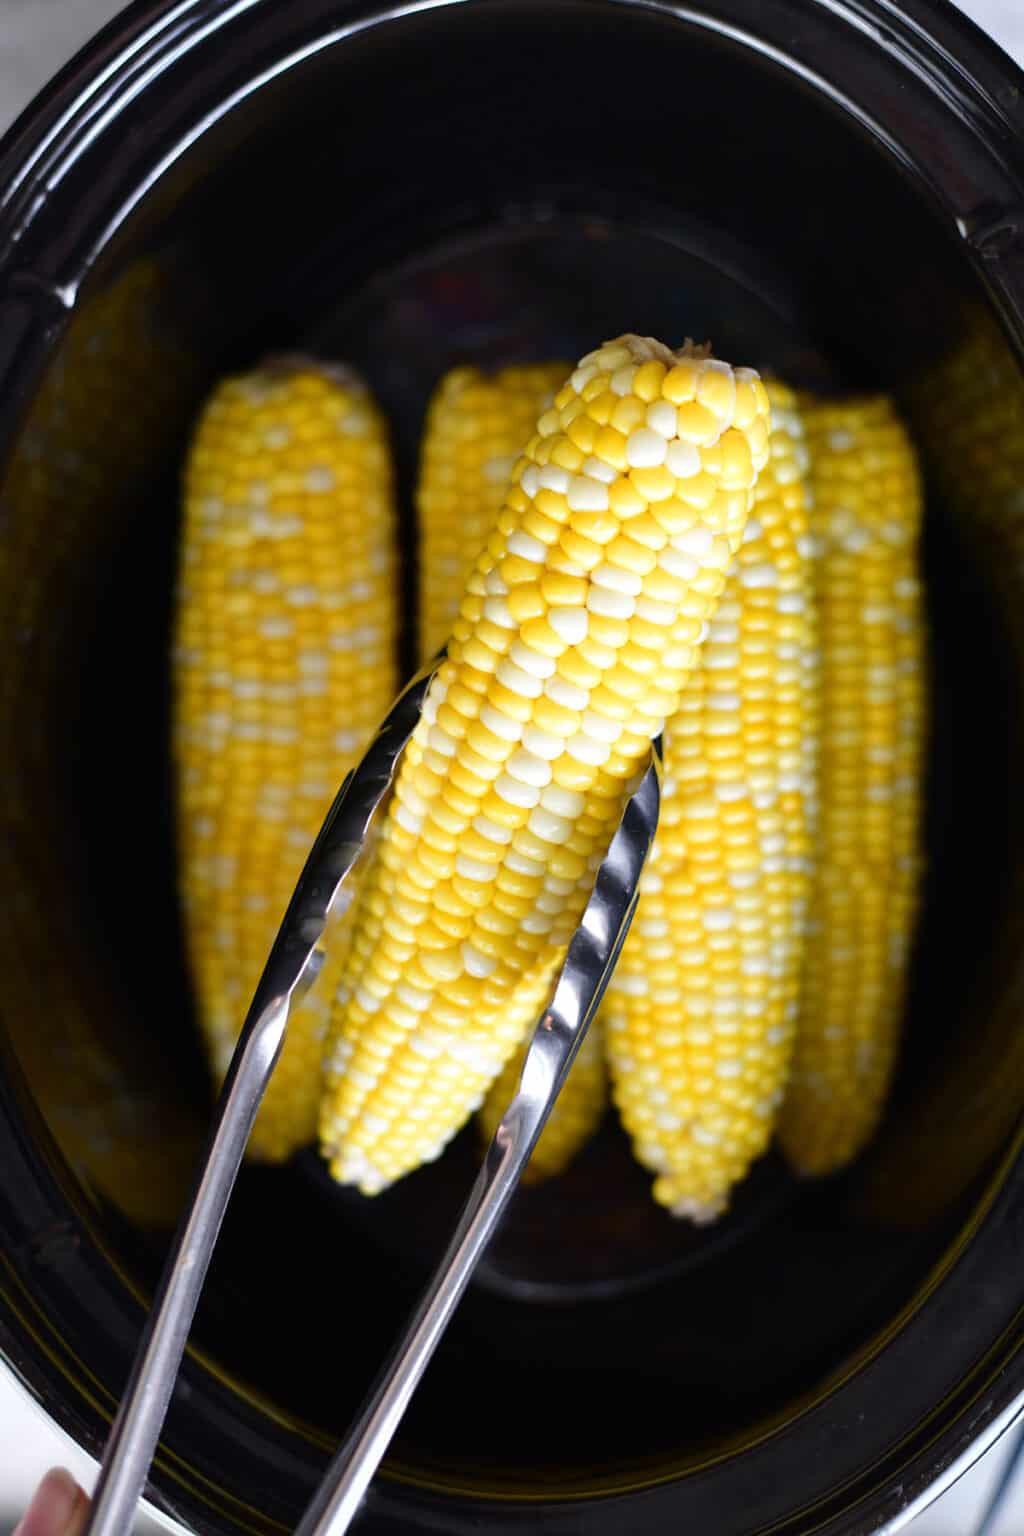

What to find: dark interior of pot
left=3, top=0, right=1024, bottom=1520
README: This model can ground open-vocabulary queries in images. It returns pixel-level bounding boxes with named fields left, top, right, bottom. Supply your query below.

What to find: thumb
left=13, top=1469, right=89, bottom=1536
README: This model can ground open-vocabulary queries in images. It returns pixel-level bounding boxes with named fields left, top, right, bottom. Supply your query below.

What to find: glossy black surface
left=3, top=0, right=1024, bottom=1532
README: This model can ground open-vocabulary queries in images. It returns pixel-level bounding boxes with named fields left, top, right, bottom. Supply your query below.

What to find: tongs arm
left=296, top=745, right=662, bottom=1536
left=82, top=661, right=439, bottom=1536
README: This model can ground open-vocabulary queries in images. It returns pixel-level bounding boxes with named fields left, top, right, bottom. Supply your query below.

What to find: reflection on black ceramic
left=3, top=2, right=1024, bottom=1534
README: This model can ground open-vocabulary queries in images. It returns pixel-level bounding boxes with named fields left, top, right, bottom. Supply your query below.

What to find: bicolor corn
left=318, top=335, right=771, bottom=1193
left=173, top=359, right=398, bottom=1160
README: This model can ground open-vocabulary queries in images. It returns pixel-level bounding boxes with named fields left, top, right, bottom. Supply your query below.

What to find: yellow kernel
left=633, top=360, right=667, bottom=401
left=662, top=361, right=699, bottom=403
left=610, top=397, right=646, bottom=435
left=719, top=428, right=755, bottom=490
left=697, top=366, right=737, bottom=421
left=533, top=695, right=582, bottom=736
left=465, top=721, right=511, bottom=763
left=522, top=508, right=562, bottom=544
left=568, top=417, right=597, bottom=453
left=560, top=528, right=604, bottom=569
left=586, top=390, right=616, bottom=426
left=570, top=509, right=619, bottom=542
left=675, top=401, right=722, bottom=445
left=605, top=534, right=657, bottom=575
left=507, top=584, right=546, bottom=622
left=557, top=649, right=601, bottom=689
left=534, top=488, right=570, bottom=522
left=520, top=617, right=565, bottom=656
left=609, top=476, right=647, bottom=517
left=488, top=682, right=535, bottom=722
left=541, top=570, right=588, bottom=606
left=501, top=554, right=543, bottom=585
left=551, top=439, right=584, bottom=472
left=588, top=613, right=630, bottom=648
left=629, top=465, right=676, bottom=502
left=594, top=426, right=629, bottom=471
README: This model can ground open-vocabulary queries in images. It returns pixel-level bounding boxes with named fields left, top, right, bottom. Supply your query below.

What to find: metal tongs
left=84, top=657, right=662, bottom=1536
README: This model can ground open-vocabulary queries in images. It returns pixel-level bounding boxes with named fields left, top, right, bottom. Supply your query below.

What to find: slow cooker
left=3, top=1, right=1024, bottom=1531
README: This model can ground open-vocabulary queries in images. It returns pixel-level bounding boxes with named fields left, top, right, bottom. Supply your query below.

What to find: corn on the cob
left=778, top=396, right=924, bottom=1176
left=417, top=363, right=568, bottom=661
left=173, top=359, right=398, bottom=1161
left=319, top=333, right=771, bottom=1194
left=417, top=361, right=605, bottom=1178
left=0, top=260, right=201, bottom=1226
left=478, top=1016, right=607, bottom=1181
left=604, top=380, right=816, bottom=1220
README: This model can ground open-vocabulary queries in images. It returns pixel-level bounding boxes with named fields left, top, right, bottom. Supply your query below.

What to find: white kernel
left=509, top=638, right=556, bottom=679
left=480, top=703, right=522, bottom=741
left=829, top=429, right=854, bottom=452
left=483, top=595, right=516, bottom=629
left=627, top=428, right=667, bottom=468
left=396, top=983, right=432, bottom=1013
left=646, top=400, right=678, bottom=438
left=484, top=454, right=514, bottom=485
left=740, top=517, right=764, bottom=546
left=520, top=464, right=540, bottom=498
left=305, top=465, right=335, bottom=492
left=494, top=773, right=542, bottom=809
left=634, top=595, right=675, bottom=625
left=738, top=562, right=778, bottom=588
left=587, top=585, right=635, bottom=619
left=545, top=675, right=589, bottom=711
left=485, top=566, right=509, bottom=596
left=428, top=725, right=457, bottom=756
left=715, top=1058, right=743, bottom=1079
left=507, top=530, right=546, bottom=563
left=538, top=464, right=571, bottom=494
left=565, top=732, right=611, bottom=766
left=540, top=784, right=584, bottom=817
left=581, top=708, right=621, bottom=743
left=505, top=848, right=545, bottom=876
left=708, top=691, right=741, bottom=711
left=455, top=853, right=498, bottom=882
left=528, top=806, right=572, bottom=843
left=665, top=439, right=702, bottom=478
left=567, top=475, right=610, bottom=512
left=522, top=912, right=555, bottom=934
left=521, top=724, right=564, bottom=760
left=391, top=803, right=423, bottom=838
left=581, top=455, right=617, bottom=484
left=703, top=906, right=735, bottom=931
left=657, top=545, right=699, bottom=581
left=610, top=365, right=637, bottom=396
left=355, top=985, right=381, bottom=1013
left=473, top=814, right=514, bottom=845
left=691, top=1122, right=720, bottom=1146
left=496, top=658, right=543, bottom=698
left=716, top=780, right=749, bottom=803
left=507, top=748, right=552, bottom=788
left=462, top=942, right=496, bottom=978
left=571, top=364, right=598, bottom=393
left=777, top=592, right=806, bottom=613
left=548, top=607, right=589, bottom=643
left=592, top=561, right=642, bottom=595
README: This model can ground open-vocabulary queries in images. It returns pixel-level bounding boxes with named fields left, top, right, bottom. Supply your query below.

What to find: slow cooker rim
left=3, top=1, right=1024, bottom=1533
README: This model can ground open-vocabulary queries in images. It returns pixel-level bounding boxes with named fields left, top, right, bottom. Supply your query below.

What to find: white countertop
left=2, top=1, right=1024, bottom=1531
